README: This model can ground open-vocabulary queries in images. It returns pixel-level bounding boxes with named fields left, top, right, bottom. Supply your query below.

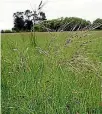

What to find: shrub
left=1, top=30, right=12, bottom=33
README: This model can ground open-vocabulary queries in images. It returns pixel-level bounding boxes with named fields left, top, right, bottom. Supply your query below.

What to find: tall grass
left=1, top=1, right=102, bottom=114
left=1, top=30, right=102, bottom=114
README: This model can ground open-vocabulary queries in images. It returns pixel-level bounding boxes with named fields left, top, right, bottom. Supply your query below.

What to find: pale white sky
left=0, top=0, right=102, bottom=30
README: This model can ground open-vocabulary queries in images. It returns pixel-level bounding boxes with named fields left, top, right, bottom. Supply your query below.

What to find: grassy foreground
left=1, top=31, right=102, bottom=114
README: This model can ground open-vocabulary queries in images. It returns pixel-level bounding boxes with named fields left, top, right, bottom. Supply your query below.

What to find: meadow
left=1, top=31, right=102, bottom=114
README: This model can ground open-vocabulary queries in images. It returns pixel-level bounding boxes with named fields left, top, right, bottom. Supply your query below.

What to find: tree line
left=1, top=9, right=102, bottom=33
left=34, top=18, right=102, bottom=32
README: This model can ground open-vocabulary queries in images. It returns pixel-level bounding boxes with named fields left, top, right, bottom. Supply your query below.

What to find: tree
left=13, top=10, right=47, bottom=32
left=24, top=10, right=33, bottom=31
left=33, top=17, right=91, bottom=32
left=39, top=12, right=46, bottom=20
left=24, top=20, right=33, bottom=31
left=24, top=10, right=32, bottom=20
left=13, top=12, right=25, bottom=31
left=1, top=30, right=12, bottom=33
left=93, top=18, right=102, bottom=30
left=1, top=30, right=4, bottom=33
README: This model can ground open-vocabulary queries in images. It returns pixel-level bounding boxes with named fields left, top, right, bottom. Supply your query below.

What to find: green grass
left=1, top=31, right=102, bottom=114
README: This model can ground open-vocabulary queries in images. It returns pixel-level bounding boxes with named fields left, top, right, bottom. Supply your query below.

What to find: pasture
left=1, top=31, right=102, bottom=114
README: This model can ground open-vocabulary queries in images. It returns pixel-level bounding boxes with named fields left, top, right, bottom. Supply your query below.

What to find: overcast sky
left=0, top=0, right=102, bottom=30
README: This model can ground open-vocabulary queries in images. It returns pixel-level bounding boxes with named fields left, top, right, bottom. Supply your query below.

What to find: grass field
left=1, top=31, right=102, bottom=114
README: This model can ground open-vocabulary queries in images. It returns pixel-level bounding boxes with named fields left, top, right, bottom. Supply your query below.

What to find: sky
left=0, top=0, right=102, bottom=30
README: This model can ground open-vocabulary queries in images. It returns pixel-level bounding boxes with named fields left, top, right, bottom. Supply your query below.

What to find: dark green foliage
left=24, top=10, right=33, bottom=31
left=1, top=30, right=12, bottom=33
left=12, top=9, right=101, bottom=32
left=34, top=24, right=47, bottom=32
left=62, top=17, right=91, bottom=31
left=24, top=10, right=32, bottom=20
left=13, top=10, right=47, bottom=32
left=1, top=30, right=4, bottom=33
left=24, top=20, right=33, bottom=31
left=14, top=16, right=25, bottom=32
left=13, top=12, right=25, bottom=32
left=39, top=12, right=47, bottom=20
left=93, top=18, right=102, bottom=30
left=34, top=17, right=91, bottom=32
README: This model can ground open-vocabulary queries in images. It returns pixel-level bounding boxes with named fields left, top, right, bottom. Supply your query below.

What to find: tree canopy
left=12, top=9, right=46, bottom=32
left=11, top=9, right=102, bottom=32
left=93, top=18, right=102, bottom=30
left=34, top=17, right=91, bottom=32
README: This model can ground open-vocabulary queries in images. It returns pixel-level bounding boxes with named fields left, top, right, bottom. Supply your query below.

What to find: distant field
left=1, top=31, right=102, bottom=114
